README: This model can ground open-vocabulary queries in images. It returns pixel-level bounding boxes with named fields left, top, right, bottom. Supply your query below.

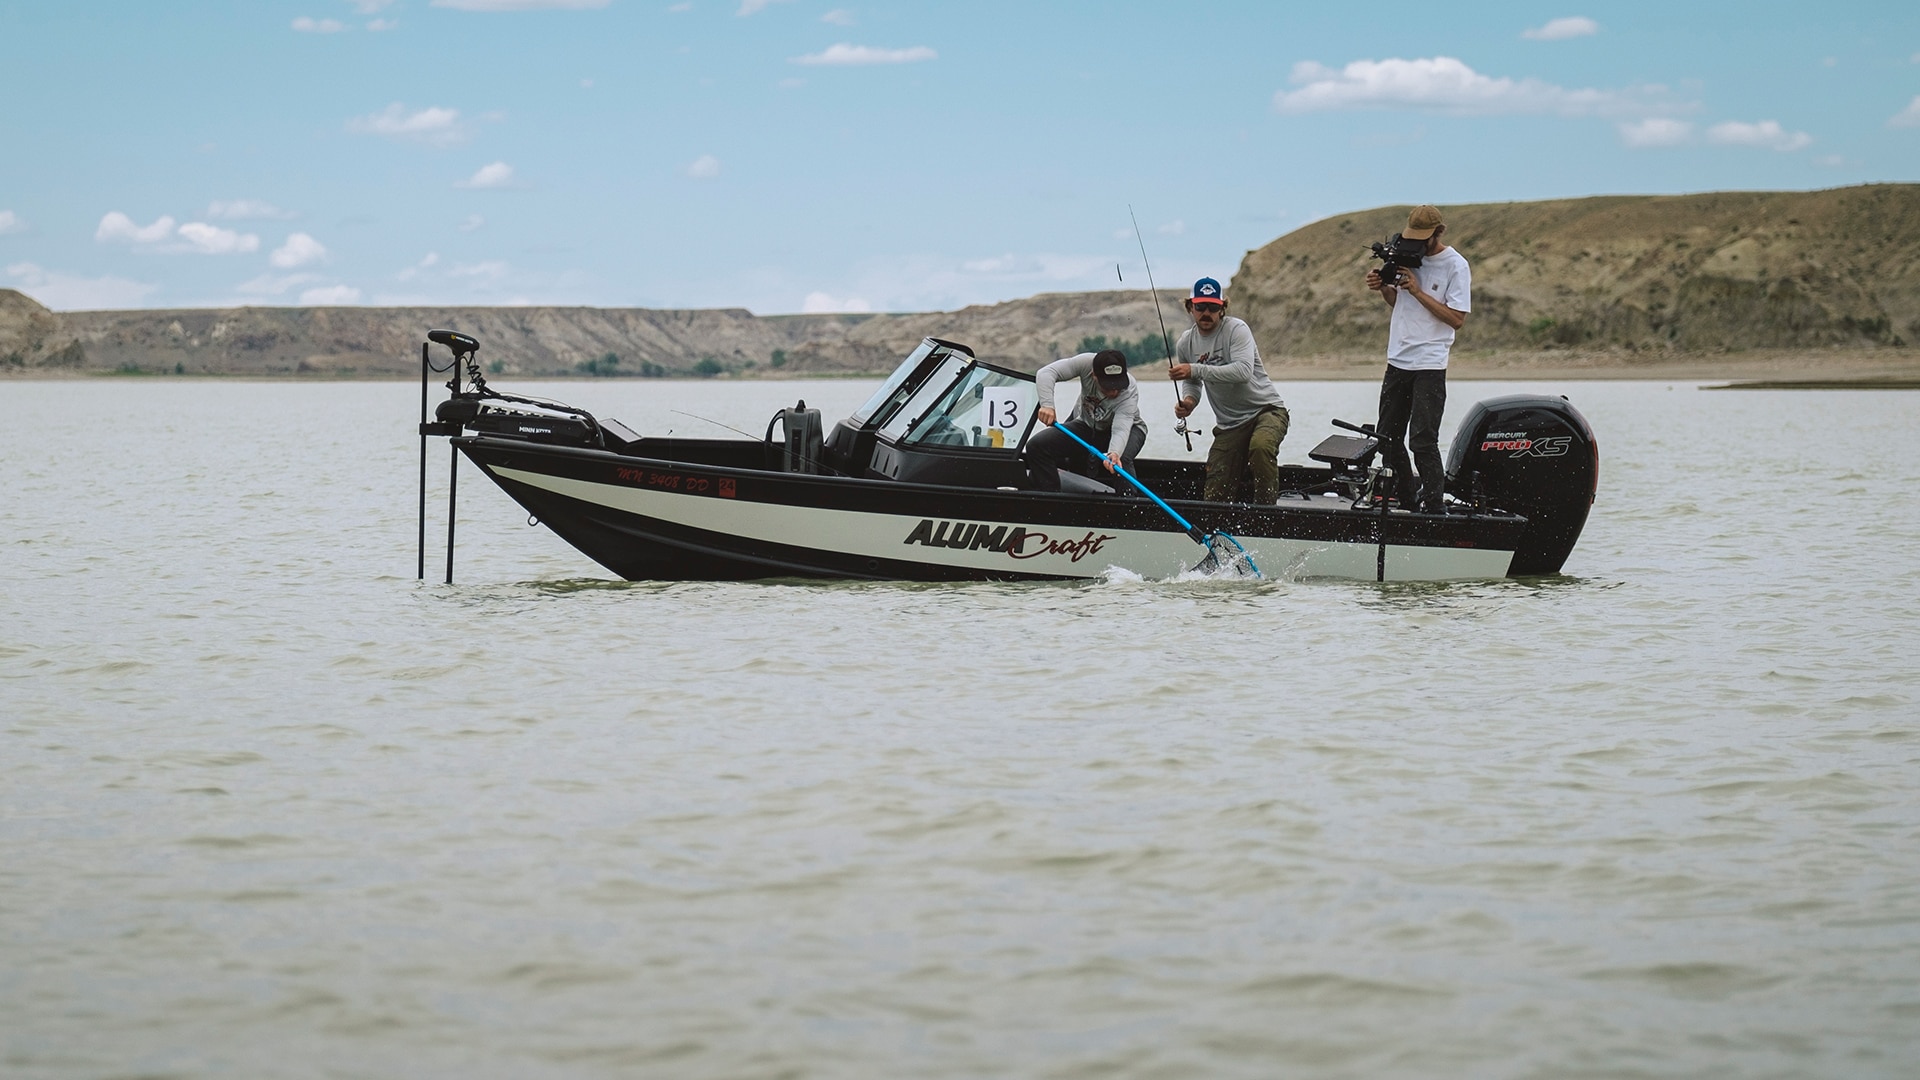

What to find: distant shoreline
left=5, top=344, right=1916, bottom=385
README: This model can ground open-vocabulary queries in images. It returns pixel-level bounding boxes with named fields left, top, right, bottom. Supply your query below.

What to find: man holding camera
left=1365, top=204, right=1471, bottom=514
left=1168, top=277, right=1290, bottom=504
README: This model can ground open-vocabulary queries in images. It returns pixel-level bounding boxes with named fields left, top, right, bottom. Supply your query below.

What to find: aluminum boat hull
left=457, top=437, right=1528, bottom=583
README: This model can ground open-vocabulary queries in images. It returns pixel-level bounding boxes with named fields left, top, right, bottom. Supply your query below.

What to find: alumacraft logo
left=1481, top=431, right=1571, bottom=457
left=902, top=519, right=1116, bottom=563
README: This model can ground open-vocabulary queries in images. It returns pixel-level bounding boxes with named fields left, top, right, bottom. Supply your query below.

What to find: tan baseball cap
left=1402, top=204, right=1444, bottom=240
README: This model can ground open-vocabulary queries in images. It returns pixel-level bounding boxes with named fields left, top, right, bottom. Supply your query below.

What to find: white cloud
left=292, top=16, right=347, bottom=32
left=792, top=43, right=937, bottom=66
left=1619, top=117, right=1693, bottom=147
left=778, top=77, right=805, bottom=89
left=0, top=210, right=24, bottom=235
left=7, top=262, right=158, bottom=310
left=802, top=291, right=871, bottom=313
left=1273, top=56, right=1662, bottom=117
left=668, top=2, right=691, bottom=11
left=299, top=284, right=362, bottom=305
left=348, top=103, right=465, bottom=144
left=397, top=252, right=440, bottom=281
left=1706, top=119, right=1812, bottom=151
left=1522, top=16, right=1598, bottom=41
left=457, top=161, right=517, bottom=188
left=1890, top=96, right=1920, bottom=128
left=270, top=233, right=328, bottom=268
left=737, top=0, right=791, bottom=14
left=367, top=18, right=398, bottom=30
left=351, top=0, right=395, bottom=11
left=1812, top=154, right=1848, bottom=167
left=96, top=212, right=258, bottom=254
left=235, top=272, right=322, bottom=296
left=96, top=211, right=177, bottom=245
left=958, top=253, right=1111, bottom=280
left=685, top=154, right=721, bottom=179
left=821, top=7, right=854, bottom=24
left=790, top=250, right=1141, bottom=313
left=1156, top=219, right=1186, bottom=236
left=431, top=0, right=609, bottom=9
left=458, top=213, right=486, bottom=231
left=207, top=199, right=294, bottom=220
left=451, top=260, right=510, bottom=283
left=175, top=222, right=261, bottom=254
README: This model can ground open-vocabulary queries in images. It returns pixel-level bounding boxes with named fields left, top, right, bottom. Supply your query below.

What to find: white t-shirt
left=1388, top=246, right=1471, bottom=371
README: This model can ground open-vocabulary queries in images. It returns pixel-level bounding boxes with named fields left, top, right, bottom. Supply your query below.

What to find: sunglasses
left=1190, top=301, right=1224, bottom=310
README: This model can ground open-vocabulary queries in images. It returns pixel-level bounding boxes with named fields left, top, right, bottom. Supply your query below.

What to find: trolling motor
left=416, top=329, right=622, bottom=583
left=417, top=330, right=478, bottom=584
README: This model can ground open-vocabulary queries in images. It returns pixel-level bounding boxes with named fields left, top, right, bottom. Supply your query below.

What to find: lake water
left=3, top=376, right=1918, bottom=1079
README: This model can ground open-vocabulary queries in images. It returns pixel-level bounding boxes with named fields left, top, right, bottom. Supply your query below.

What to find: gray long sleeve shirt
left=1175, top=316, right=1285, bottom=429
left=1035, top=352, right=1147, bottom=457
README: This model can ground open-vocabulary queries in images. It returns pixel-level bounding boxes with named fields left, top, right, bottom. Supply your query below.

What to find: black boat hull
left=458, top=438, right=1529, bottom=583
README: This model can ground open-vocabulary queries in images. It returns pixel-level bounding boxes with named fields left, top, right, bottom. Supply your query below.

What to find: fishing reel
left=1174, top=416, right=1196, bottom=452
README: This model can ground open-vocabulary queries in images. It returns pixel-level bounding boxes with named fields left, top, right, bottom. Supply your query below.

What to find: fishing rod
left=1048, top=422, right=1259, bottom=579
left=672, top=408, right=758, bottom=440
left=1128, top=205, right=1195, bottom=453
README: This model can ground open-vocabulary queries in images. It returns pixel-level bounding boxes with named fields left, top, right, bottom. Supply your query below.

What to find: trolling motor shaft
left=418, top=329, right=479, bottom=583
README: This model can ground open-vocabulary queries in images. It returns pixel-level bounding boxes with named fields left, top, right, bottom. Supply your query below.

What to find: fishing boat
left=415, top=331, right=1597, bottom=583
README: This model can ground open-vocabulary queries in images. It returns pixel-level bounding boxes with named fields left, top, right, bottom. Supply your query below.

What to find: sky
left=1, top=1, right=1917, bottom=314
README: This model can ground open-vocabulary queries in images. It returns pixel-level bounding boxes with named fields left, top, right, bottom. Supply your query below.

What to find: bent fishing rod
left=1128, top=205, right=1196, bottom=453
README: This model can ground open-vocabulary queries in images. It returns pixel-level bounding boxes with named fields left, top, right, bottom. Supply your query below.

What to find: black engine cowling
left=1446, top=395, right=1598, bottom=575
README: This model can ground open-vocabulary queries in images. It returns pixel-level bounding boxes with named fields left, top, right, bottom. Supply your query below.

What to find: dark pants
left=1023, top=420, right=1145, bottom=492
left=1378, top=365, right=1447, bottom=509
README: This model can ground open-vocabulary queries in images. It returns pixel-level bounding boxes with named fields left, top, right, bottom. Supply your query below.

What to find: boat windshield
left=900, top=363, right=1039, bottom=450
left=849, top=340, right=938, bottom=427
left=877, top=351, right=972, bottom=443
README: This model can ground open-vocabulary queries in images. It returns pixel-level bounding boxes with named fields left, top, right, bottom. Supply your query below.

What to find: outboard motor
left=772, top=400, right=824, bottom=474
left=1446, top=395, right=1598, bottom=575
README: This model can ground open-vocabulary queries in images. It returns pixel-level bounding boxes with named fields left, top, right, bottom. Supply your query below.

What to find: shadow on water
left=1348, top=572, right=1618, bottom=610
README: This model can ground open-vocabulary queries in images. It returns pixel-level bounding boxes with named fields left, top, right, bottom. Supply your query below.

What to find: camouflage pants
left=1204, top=406, right=1290, bottom=504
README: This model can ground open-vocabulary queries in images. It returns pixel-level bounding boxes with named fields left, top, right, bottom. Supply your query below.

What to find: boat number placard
left=983, top=388, right=1024, bottom=447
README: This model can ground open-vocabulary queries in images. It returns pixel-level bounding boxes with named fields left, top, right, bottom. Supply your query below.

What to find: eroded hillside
left=1232, top=184, right=1920, bottom=360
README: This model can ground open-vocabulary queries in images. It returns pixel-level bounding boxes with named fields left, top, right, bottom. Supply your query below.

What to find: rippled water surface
left=3, top=378, right=1918, bottom=1079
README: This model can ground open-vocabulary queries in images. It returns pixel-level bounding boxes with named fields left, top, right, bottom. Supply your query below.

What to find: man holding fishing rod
left=1168, top=277, right=1290, bottom=504
left=1022, top=349, right=1147, bottom=493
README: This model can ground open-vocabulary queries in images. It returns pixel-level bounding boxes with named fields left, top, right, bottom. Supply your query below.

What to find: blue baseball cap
left=1189, top=277, right=1225, bottom=305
